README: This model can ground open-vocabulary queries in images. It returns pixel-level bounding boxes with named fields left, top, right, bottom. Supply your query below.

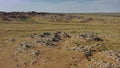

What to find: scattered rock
left=34, top=32, right=71, bottom=47
left=32, top=50, right=40, bottom=56
left=17, top=42, right=34, bottom=49
left=84, top=51, right=92, bottom=57
left=98, top=61, right=120, bottom=68
left=54, top=31, right=71, bottom=39
left=79, top=32, right=103, bottom=42
left=15, top=42, right=35, bottom=54
left=102, top=50, right=120, bottom=64
left=39, top=32, right=51, bottom=38
left=52, top=37, right=61, bottom=42
left=76, top=46, right=91, bottom=52
left=36, top=39, right=57, bottom=47
left=88, top=60, right=120, bottom=68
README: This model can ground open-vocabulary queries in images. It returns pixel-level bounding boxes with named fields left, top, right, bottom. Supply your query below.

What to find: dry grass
left=0, top=13, right=120, bottom=68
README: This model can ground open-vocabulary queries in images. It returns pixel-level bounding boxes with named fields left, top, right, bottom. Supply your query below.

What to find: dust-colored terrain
left=0, top=12, right=120, bottom=68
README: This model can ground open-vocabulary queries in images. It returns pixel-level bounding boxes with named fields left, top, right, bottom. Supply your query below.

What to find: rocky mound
left=0, top=12, right=94, bottom=23
left=0, top=31, right=119, bottom=68
left=79, top=32, right=103, bottom=42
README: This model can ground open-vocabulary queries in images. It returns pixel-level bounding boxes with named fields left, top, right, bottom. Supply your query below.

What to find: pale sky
left=0, top=0, right=120, bottom=13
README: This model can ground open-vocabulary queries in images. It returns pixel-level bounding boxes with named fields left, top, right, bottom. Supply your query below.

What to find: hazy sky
left=0, top=0, right=120, bottom=13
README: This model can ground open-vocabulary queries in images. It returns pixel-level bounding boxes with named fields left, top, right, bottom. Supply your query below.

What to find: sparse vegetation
left=0, top=12, right=120, bottom=68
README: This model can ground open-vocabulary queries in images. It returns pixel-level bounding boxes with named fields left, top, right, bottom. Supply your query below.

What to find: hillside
left=0, top=12, right=120, bottom=68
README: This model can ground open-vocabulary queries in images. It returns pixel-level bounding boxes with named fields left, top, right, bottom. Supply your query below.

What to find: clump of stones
left=7, top=31, right=119, bottom=67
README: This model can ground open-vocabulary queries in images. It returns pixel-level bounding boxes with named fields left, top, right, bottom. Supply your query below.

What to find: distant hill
left=0, top=12, right=120, bottom=24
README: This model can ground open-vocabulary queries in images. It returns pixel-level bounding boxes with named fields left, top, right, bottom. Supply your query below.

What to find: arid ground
left=0, top=12, right=120, bottom=68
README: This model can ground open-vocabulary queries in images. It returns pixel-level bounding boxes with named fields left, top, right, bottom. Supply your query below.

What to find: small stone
left=32, top=50, right=40, bottom=56
left=84, top=52, right=92, bottom=57
left=52, top=37, right=61, bottom=42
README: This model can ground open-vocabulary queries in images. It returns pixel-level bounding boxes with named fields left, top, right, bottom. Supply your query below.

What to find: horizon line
left=0, top=11, right=120, bottom=14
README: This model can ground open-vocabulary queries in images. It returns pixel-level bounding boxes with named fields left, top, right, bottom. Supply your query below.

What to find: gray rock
left=84, top=51, right=92, bottom=57
left=52, top=37, right=61, bottom=42
left=79, top=32, right=103, bottom=42
left=76, top=46, right=91, bottom=52
left=54, top=31, right=71, bottom=39
left=45, top=42, right=57, bottom=47
left=32, top=50, right=40, bottom=56
left=39, top=32, right=51, bottom=38
left=16, top=42, right=34, bottom=53
left=18, top=42, right=34, bottom=49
